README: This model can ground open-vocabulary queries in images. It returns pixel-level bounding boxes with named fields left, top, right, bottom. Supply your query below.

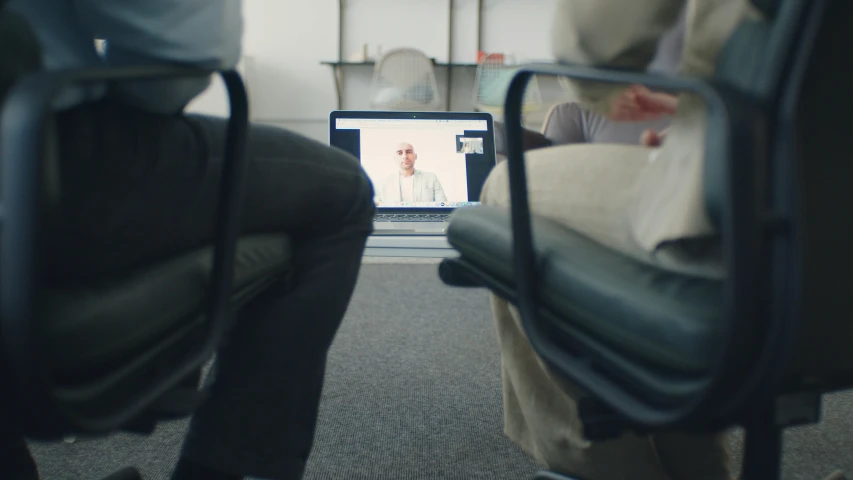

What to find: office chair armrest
left=503, top=63, right=770, bottom=426
left=0, top=66, right=249, bottom=428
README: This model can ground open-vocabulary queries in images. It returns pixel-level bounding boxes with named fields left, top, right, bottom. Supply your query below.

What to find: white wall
left=480, top=0, right=556, bottom=62
left=186, top=0, right=339, bottom=143
left=342, top=0, right=450, bottom=62
left=339, top=0, right=557, bottom=64
left=186, top=0, right=565, bottom=142
left=450, top=0, right=480, bottom=64
left=337, top=0, right=565, bottom=121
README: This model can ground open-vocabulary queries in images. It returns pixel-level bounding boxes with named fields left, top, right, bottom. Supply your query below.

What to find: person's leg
left=1, top=434, right=39, bottom=480
left=47, top=102, right=375, bottom=479
left=479, top=143, right=730, bottom=480
left=490, top=295, right=669, bottom=480
left=482, top=143, right=654, bottom=266
left=175, top=224, right=369, bottom=480
left=1, top=353, right=39, bottom=479
left=46, top=104, right=374, bottom=281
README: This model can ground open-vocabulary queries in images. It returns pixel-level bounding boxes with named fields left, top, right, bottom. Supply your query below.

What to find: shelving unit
left=321, top=60, right=478, bottom=111
left=325, top=0, right=492, bottom=111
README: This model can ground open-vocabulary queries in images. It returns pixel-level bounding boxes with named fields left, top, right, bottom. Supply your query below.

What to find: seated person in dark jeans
left=493, top=7, right=685, bottom=156
left=4, top=1, right=374, bottom=479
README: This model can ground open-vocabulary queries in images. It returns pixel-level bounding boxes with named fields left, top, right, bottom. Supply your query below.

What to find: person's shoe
left=4, top=436, right=39, bottom=479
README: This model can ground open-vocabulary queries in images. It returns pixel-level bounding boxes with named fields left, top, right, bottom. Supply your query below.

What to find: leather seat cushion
left=447, top=206, right=725, bottom=376
left=37, top=234, right=291, bottom=377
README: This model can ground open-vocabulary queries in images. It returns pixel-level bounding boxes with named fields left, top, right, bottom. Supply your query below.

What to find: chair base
left=438, top=257, right=483, bottom=287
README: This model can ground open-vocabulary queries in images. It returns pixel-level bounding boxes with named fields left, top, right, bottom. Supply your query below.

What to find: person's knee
left=353, top=166, right=376, bottom=222
left=333, top=150, right=375, bottom=228
left=480, top=161, right=509, bottom=206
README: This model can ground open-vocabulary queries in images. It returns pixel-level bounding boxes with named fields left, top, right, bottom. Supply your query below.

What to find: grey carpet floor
left=28, top=264, right=852, bottom=479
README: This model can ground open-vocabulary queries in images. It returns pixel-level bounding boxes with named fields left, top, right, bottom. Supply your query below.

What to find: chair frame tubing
left=500, top=1, right=826, bottom=476
left=0, top=66, right=250, bottom=435
left=503, top=63, right=769, bottom=428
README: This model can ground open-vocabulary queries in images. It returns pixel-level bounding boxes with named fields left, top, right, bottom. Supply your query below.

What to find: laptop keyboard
left=375, top=213, right=450, bottom=222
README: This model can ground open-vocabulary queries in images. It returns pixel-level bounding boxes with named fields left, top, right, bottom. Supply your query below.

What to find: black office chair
left=0, top=8, right=291, bottom=480
left=440, top=0, right=853, bottom=479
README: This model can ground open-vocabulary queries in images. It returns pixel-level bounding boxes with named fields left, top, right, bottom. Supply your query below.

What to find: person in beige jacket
left=478, top=1, right=762, bottom=479
left=376, top=142, right=448, bottom=205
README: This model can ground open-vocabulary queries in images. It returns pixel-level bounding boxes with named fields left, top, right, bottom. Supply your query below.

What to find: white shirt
left=7, top=0, right=243, bottom=113
left=400, top=174, right=415, bottom=203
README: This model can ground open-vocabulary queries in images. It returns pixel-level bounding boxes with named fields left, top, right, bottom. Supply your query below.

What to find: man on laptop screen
left=330, top=111, right=497, bottom=234
left=376, top=142, right=448, bottom=206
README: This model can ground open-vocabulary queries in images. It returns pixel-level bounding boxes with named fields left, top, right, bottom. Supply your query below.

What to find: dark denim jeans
left=10, top=101, right=375, bottom=479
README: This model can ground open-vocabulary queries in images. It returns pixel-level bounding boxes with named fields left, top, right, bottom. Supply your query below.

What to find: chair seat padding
left=37, top=234, right=291, bottom=375
left=447, top=206, right=724, bottom=375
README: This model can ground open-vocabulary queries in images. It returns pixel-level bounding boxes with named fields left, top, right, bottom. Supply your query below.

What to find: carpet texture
left=28, top=264, right=852, bottom=479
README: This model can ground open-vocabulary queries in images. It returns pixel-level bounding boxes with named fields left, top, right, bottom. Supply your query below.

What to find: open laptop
left=329, top=110, right=497, bottom=235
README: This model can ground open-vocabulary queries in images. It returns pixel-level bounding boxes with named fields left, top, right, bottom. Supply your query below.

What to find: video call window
left=331, top=118, right=495, bottom=209
left=456, top=137, right=484, bottom=155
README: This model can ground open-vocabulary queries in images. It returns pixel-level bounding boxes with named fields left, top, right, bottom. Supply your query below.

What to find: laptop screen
left=329, top=111, right=496, bottom=212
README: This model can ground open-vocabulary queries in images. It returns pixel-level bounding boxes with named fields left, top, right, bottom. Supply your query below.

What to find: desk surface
left=364, top=234, right=455, bottom=258
left=322, top=61, right=478, bottom=68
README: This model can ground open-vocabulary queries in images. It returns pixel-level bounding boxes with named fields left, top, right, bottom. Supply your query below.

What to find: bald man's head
left=394, top=142, right=417, bottom=173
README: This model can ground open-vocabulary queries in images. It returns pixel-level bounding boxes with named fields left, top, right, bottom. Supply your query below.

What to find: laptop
left=329, top=110, right=497, bottom=235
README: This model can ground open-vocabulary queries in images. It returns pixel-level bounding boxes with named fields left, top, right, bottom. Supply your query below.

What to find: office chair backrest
left=0, top=5, right=41, bottom=103
left=0, top=4, right=42, bottom=432
left=702, top=0, right=809, bottom=226
left=0, top=6, right=64, bottom=232
left=752, top=0, right=781, bottom=16
left=708, top=0, right=853, bottom=387
left=369, top=47, right=441, bottom=111
left=473, top=53, right=542, bottom=110
left=783, top=0, right=853, bottom=384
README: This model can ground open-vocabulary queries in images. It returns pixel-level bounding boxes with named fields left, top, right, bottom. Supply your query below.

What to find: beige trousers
left=480, top=144, right=731, bottom=480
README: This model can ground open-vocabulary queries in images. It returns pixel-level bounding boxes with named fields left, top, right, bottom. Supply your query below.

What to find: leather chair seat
left=37, top=234, right=292, bottom=379
left=447, top=207, right=725, bottom=394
